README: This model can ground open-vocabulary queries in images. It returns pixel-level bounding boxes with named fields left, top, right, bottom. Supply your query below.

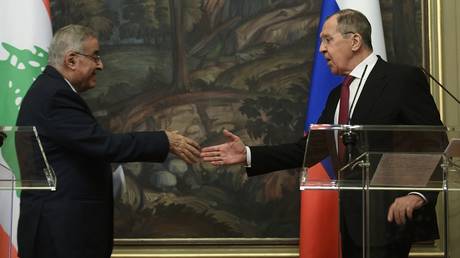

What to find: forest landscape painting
left=49, top=0, right=423, bottom=240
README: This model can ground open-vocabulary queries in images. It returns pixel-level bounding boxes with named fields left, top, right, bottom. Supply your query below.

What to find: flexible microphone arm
left=342, top=65, right=368, bottom=163
left=420, top=67, right=460, bottom=105
left=348, top=65, right=368, bottom=125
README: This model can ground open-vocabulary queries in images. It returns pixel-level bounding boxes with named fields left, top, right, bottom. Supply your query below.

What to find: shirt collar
left=349, top=52, right=378, bottom=79
left=64, top=78, right=78, bottom=93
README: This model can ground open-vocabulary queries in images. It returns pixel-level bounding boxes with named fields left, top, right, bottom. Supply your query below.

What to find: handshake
left=166, top=129, right=246, bottom=166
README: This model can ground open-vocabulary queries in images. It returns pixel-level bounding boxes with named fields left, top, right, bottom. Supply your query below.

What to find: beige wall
left=430, top=1, right=460, bottom=258
left=441, top=0, right=460, bottom=127
left=440, top=1, right=460, bottom=257
left=429, top=0, right=460, bottom=126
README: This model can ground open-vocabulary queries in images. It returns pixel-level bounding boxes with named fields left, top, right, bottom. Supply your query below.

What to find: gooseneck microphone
left=342, top=65, right=368, bottom=162
left=420, top=67, right=460, bottom=105
left=348, top=65, right=368, bottom=125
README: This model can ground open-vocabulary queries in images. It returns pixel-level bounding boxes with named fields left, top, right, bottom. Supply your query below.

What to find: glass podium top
left=0, top=126, right=56, bottom=190
left=300, top=124, right=459, bottom=191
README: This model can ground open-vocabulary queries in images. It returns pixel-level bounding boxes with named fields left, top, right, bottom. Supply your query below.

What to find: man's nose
left=97, top=60, right=104, bottom=70
left=319, top=41, right=326, bottom=53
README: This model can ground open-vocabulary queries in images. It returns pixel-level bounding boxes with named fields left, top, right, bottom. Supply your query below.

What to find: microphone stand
left=420, top=67, right=460, bottom=104
left=342, top=65, right=368, bottom=163
left=342, top=129, right=357, bottom=163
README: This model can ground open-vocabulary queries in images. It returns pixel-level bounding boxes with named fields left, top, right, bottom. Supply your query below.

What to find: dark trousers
left=19, top=214, right=58, bottom=258
left=341, top=223, right=411, bottom=258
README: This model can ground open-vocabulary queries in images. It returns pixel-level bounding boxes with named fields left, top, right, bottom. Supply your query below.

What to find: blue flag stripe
left=305, top=0, right=344, bottom=180
left=305, top=0, right=342, bottom=127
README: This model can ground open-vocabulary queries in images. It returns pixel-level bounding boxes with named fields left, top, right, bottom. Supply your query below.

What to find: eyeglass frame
left=74, top=51, right=102, bottom=64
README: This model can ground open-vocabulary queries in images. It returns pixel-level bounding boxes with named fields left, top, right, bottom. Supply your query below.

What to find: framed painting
left=48, top=0, right=441, bottom=257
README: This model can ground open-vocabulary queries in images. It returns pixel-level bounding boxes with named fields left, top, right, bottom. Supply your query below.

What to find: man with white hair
left=17, top=24, right=200, bottom=258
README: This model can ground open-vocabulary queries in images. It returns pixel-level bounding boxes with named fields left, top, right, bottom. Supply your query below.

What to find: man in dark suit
left=201, top=9, right=444, bottom=258
left=16, top=24, right=200, bottom=258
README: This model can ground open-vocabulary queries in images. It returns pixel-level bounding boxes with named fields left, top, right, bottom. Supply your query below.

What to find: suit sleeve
left=40, top=89, right=169, bottom=163
left=246, top=139, right=305, bottom=176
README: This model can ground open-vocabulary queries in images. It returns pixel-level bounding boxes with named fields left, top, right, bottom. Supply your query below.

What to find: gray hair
left=48, top=24, right=97, bottom=66
left=333, top=9, right=373, bottom=50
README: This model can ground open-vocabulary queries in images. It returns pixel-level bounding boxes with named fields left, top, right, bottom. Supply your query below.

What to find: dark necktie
left=338, top=75, right=354, bottom=160
left=338, top=75, right=354, bottom=124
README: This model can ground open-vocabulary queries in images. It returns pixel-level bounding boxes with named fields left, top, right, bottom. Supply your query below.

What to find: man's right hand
left=200, top=129, right=246, bottom=166
left=165, top=131, right=200, bottom=164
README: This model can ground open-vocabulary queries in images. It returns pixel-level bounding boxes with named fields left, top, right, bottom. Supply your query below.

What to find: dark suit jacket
left=246, top=58, right=444, bottom=246
left=16, top=66, right=170, bottom=258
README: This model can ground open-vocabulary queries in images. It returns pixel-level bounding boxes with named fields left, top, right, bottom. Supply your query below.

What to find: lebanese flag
left=0, top=1, right=52, bottom=257
left=300, top=0, right=386, bottom=257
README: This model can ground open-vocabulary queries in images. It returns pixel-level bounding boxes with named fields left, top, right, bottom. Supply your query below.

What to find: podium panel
left=300, top=124, right=460, bottom=258
left=0, top=126, right=55, bottom=258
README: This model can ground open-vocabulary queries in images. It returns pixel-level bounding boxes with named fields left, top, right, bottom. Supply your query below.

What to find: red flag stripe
left=300, top=163, right=340, bottom=258
left=42, top=0, right=51, bottom=19
left=0, top=226, right=18, bottom=258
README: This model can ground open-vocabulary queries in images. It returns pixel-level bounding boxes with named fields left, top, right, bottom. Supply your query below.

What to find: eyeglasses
left=320, top=31, right=356, bottom=45
left=74, top=52, right=102, bottom=64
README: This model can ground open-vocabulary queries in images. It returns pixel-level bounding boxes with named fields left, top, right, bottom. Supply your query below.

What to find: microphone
left=342, top=65, right=368, bottom=162
left=420, top=67, right=460, bottom=105
left=0, top=132, right=6, bottom=147
left=348, top=65, right=368, bottom=124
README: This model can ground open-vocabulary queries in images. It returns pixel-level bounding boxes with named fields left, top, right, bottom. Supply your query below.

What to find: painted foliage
left=49, top=0, right=423, bottom=238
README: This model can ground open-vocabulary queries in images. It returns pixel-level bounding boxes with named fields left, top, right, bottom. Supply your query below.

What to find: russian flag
left=300, top=0, right=386, bottom=257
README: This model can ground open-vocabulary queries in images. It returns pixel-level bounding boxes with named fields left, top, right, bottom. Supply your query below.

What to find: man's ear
left=64, top=52, right=77, bottom=69
left=351, top=33, right=363, bottom=51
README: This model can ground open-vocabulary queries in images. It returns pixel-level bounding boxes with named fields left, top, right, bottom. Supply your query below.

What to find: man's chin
left=88, top=80, right=97, bottom=89
left=328, top=66, right=338, bottom=74
left=79, top=83, right=96, bottom=93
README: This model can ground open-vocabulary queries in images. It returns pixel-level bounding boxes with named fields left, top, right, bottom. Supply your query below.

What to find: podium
left=300, top=124, right=460, bottom=258
left=0, top=126, right=56, bottom=258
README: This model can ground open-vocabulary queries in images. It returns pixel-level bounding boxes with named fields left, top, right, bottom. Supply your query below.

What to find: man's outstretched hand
left=200, top=129, right=246, bottom=166
left=165, top=130, right=200, bottom=164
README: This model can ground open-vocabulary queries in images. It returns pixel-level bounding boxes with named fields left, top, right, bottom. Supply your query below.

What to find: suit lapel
left=350, top=58, right=387, bottom=124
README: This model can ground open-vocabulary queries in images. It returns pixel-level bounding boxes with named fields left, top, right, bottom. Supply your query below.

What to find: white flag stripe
left=0, top=0, right=52, bottom=59
left=0, top=149, right=19, bottom=252
left=336, top=0, right=387, bottom=60
left=0, top=0, right=52, bottom=255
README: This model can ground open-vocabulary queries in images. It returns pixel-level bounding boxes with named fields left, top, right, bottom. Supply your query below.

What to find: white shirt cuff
left=245, top=146, right=251, bottom=167
left=408, top=192, right=428, bottom=203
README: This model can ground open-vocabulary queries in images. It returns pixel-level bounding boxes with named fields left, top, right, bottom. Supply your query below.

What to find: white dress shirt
left=64, top=78, right=78, bottom=93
